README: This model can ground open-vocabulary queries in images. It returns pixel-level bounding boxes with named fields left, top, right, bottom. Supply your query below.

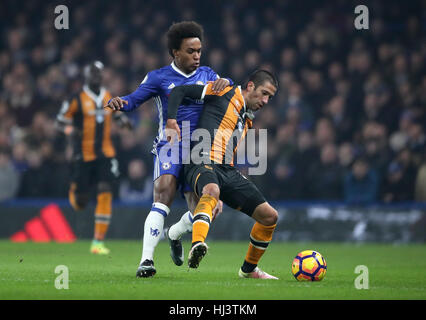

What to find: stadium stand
left=0, top=0, right=425, bottom=204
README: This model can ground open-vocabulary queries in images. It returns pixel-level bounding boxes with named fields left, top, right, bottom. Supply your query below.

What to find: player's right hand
left=104, top=97, right=128, bottom=111
left=165, top=119, right=181, bottom=145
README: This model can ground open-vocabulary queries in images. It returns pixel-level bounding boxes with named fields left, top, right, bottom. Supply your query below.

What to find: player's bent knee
left=266, top=208, right=279, bottom=226
left=253, top=203, right=278, bottom=226
left=202, top=183, right=220, bottom=200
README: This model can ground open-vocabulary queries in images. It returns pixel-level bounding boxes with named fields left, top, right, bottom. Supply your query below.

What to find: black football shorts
left=184, top=163, right=266, bottom=216
left=71, top=157, right=120, bottom=193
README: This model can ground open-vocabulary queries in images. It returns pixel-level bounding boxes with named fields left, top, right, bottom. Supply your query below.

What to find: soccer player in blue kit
left=105, top=21, right=230, bottom=277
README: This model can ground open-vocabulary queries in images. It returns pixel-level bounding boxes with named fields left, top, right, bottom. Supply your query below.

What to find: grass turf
left=0, top=240, right=425, bottom=300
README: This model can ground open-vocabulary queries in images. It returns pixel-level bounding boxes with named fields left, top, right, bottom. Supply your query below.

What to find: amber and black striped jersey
left=57, top=85, right=115, bottom=162
left=168, top=83, right=253, bottom=165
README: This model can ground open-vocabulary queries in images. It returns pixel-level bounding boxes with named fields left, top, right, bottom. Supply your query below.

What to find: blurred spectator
left=381, top=161, right=415, bottom=203
left=116, top=129, right=147, bottom=180
left=11, top=141, right=29, bottom=173
left=381, top=148, right=417, bottom=202
left=280, top=81, right=314, bottom=128
left=17, top=148, right=50, bottom=198
left=314, top=117, right=336, bottom=148
left=307, top=143, right=343, bottom=200
left=325, top=95, right=353, bottom=143
left=262, top=158, right=297, bottom=200
left=119, top=159, right=153, bottom=202
left=361, top=122, right=390, bottom=178
left=338, top=142, right=355, bottom=170
left=415, top=161, right=426, bottom=202
left=291, top=130, right=318, bottom=199
left=0, top=148, right=20, bottom=201
left=344, top=157, right=378, bottom=205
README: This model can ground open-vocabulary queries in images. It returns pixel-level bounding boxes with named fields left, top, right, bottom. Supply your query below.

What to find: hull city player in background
left=56, top=61, right=132, bottom=255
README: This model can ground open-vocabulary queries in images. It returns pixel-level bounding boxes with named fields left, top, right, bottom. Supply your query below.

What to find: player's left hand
left=212, top=200, right=223, bottom=222
left=211, top=78, right=230, bottom=93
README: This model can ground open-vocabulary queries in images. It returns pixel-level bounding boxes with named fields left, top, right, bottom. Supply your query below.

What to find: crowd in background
left=0, top=0, right=425, bottom=204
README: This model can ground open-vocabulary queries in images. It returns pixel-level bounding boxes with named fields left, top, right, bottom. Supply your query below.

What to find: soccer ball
left=291, top=250, right=327, bottom=281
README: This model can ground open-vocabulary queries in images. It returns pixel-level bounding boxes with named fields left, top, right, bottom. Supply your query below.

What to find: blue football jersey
left=120, top=62, right=229, bottom=151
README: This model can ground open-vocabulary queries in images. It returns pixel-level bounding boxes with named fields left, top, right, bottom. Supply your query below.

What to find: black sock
left=191, top=241, right=201, bottom=248
left=241, top=260, right=257, bottom=273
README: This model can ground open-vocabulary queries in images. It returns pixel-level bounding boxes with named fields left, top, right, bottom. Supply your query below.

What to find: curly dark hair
left=166, top=21, right=204, bottom=58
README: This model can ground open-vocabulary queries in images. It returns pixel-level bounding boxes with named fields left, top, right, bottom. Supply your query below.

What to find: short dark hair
left=243, top=69, right=279, bottom=90
left=166, top=21, right=204, bottom=58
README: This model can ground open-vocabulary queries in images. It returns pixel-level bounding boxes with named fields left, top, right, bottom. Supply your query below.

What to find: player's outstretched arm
left=106, top=71, right=161, bottom=112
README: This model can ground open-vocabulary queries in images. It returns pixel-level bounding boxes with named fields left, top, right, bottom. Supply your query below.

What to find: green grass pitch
left=0, top=240, right=425, bottom=300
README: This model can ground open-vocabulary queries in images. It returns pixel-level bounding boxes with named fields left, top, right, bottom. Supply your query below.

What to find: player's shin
left=241, top=222, right=276, bottom=273
left=168, top=211, right=193, bottom=240
left=94, top=192, right=112, bottom=241
left=140, top=202, right=170, bottom=263
left=192, top=194, right=217, bottom=245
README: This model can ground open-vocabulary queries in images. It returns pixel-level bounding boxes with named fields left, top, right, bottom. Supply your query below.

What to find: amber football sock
left=94, top=192, right=112, bottom=241
left=242, top=222, right=276, bottom=273
left=192, top=194, right=218, bottom=245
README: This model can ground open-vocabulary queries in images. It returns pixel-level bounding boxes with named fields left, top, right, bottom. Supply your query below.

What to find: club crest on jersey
left=162, top=162, right=171, bottom=170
